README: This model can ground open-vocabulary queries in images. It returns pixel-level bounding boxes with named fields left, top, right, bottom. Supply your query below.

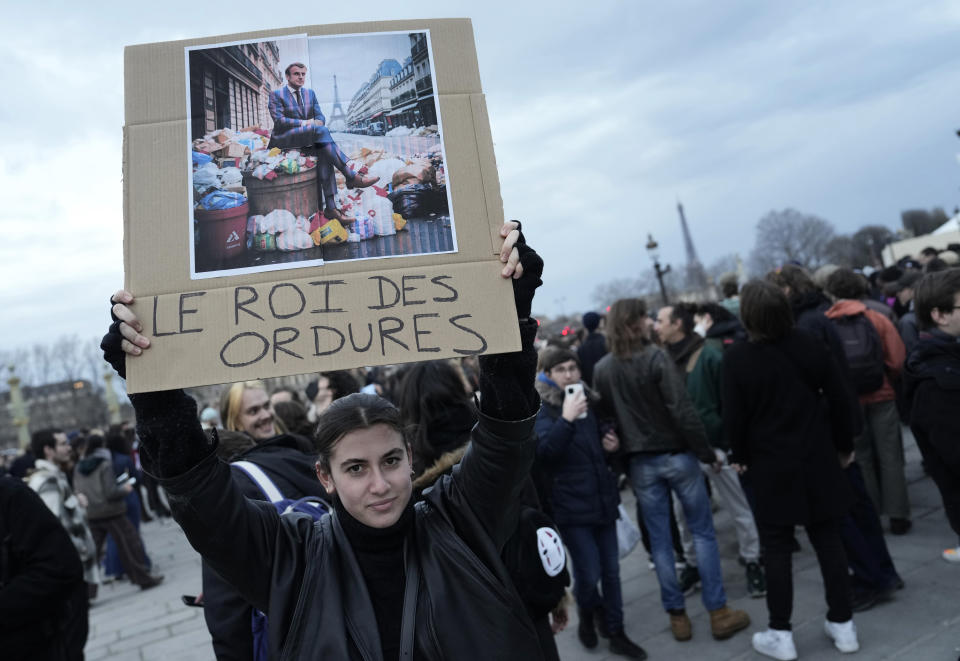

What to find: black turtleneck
left=334, top=494, right=415, bottom=659
left=666, top=333, right=704, bottom=370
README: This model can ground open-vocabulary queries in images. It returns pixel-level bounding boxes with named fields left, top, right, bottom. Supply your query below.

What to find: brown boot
left=346, top=173, right=379, bottom=189
left=669, top=611, right=692, bottom=641
left=709, top=605, right=750, bottom=640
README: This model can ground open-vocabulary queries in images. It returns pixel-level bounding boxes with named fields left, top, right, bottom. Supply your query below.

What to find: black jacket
left=577, top=331, right=608, bottom=386
left=903, top=330, right=960, bottom=535
left=156, top=404, right=541, bottom=661
left=534, top=378, right=619, bottom=527
left=0, top=477, right=88, bottom=661
left=130, top=320, right=543, bottom=661
left=723, top=329, right=854, bottom=526
left=202, top=435, right=329, bottom=661
left=593, top=345, right=714, bottom=462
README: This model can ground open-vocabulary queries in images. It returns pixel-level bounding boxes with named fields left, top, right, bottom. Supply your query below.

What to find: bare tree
left=748, top=209, right=836, bottom=275
left=901, top=208, right=950, bottom=237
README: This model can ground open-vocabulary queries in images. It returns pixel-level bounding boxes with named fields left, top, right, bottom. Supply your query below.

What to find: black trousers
left=759, top=517, right=852, bottom=631
left=841, top=463, right=900, bottom=593
left=89, top=514, right=154, bottom=586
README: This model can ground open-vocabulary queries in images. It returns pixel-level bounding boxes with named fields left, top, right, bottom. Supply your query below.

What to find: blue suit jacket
left=268, top=86, right=325, bottom=148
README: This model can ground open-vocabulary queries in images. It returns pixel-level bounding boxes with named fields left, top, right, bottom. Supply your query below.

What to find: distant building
left=0, top=380, right=110, bottom=450
left=385, top=34, right=438, bottom=131
left=388, top=57, right=418, bottom=130
left=188, top=41, right=283, bottom=141
left=410, top=33, right=437, bottom=127
left=346, top=59, right=403, bottom=131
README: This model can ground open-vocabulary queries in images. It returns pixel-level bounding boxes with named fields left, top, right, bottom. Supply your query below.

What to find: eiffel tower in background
left=328, top=75, right=347, bottom=131
left=677, top=200, right=709, bottom=293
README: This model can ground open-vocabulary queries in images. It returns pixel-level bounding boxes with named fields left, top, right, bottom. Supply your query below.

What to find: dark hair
left=925, top=257, right=948, bottom=273
left=284, top=62, right=306, bottom=76
left=914, top=270, right=960, bottom=330
left=740, top=280, right=794, bottom=342
left=272, top=399, right=315, bottom=439
left=921, top=246, right=939, bottom=257
left=271, top=386, right=302, bottom=405
left=668, top=302, right=697, bottom=336
left=314, top=393, right=406, bottom=472
left=607, top=298, right=649, bottom=357
left=106, top=431, right=131, bottom=456
left=765, top=265, right=818, bottom=306
left=396, top=361, right=473, bottom=475
left=825, top=268, right=868, bottom=300
left=30, top=428, right=62, bottom=460
left=84, top=434, right=105, bottom=458
left=537, top=346, right=580, bottom=373
left=720, top=276, right=739, bottom=299
left=695, top=302, right=735, bottom=324
left=213, top=429, right=256, bottom=461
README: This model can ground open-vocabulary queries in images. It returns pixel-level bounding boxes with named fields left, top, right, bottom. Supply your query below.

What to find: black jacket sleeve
left=0, top=479, right=84, bottom=627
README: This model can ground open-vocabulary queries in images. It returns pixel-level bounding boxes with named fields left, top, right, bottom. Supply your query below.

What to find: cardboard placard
left=123, top=19, right=519, bottom=393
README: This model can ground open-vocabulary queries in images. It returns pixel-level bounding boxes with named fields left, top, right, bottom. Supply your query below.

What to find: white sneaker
left=942, top=546, right=960, bottom=563
left=824, top=619, right=859, bottom=653
left=752, top=629, right=798, bottom=660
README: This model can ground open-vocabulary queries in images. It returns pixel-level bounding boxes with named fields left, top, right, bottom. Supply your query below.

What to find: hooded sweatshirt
left=73, top=447, right=128, bottom=520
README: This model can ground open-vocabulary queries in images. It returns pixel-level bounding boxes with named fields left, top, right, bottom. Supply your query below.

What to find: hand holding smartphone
left=562, top=383, right=588, bottom=421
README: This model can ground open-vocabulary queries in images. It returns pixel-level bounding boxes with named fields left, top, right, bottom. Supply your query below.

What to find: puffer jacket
left=72, top=448, right=127, bottom=520
left=592, top=344, right=714, bottom=462
left=533, top=376, right=619, bottom=527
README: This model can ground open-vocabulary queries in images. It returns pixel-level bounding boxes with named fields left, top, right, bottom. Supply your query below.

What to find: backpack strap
left=231, top=461, right=284, bottom=503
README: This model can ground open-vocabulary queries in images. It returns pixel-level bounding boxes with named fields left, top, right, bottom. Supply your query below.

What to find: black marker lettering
left=178, top=292, right=205, bottom=334
left=401, top=275, right=426, bottom=305
left=431, top=275, right=458, bottom=303
left=152, top=296, right=175, bottom=337
left=449, top=314, right=488, bottom=355
left=308, top=280, right=346, bottom=313
left=219, top=332, right=269, bottom=368
left=413, top=313, right=441, bottom=352
left=312, top=326, right=346, bottom=356
left=368, top=275, right=401, bottom=310
left=348, top=322, right=374, bottom=352
left=273, top=327, right=302, bottom=362
left=378, top=317, right=409, bottom=355
left=268, top=283, right=306, bottom=320
left=234, top=286, right=263, bottom=325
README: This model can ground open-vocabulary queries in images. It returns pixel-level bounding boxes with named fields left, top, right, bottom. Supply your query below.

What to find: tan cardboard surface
left=126, top=261, right=515, bottom=393
left=123, top=19, right=518, bottom=392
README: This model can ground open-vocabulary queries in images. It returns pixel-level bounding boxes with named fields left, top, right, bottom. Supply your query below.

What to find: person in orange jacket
left=824, top=268, right=910, bottom=535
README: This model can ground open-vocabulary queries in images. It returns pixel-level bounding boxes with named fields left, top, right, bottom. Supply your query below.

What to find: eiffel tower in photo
left=328, top=75, right=347, bottom=131
left=677, top=200, right=709, bottom=293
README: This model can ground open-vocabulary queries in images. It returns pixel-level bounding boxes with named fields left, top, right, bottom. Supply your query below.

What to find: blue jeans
left=559, top=522, right=624, bottom=633
left=629, top=452, right=726, bottom=611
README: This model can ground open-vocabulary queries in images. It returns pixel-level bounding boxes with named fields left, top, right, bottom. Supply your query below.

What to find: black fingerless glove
left=101, top=320, right=126, bottom=379
left=511, top=227, right=543, bottom=320
left=478, top=225, right=544, bottom=420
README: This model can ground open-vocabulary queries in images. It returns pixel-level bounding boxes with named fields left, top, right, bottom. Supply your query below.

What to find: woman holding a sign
left=102, top=222, right=548, bottom=660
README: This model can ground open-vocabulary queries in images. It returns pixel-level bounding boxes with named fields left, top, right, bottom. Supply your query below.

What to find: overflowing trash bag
left=198, top=190, right=246, bottom=211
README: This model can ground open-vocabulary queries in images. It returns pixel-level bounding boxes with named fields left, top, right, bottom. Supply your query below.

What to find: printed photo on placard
left=185, top=30, right=456, bottom=279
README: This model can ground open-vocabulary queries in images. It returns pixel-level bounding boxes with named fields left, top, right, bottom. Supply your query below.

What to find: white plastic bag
left=360, top=189, right=396, bottom=236
left=616, top=505, right=642, bottom=559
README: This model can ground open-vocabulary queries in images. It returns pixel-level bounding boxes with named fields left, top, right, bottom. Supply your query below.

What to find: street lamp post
left=646, top=233, right=671, bottom=306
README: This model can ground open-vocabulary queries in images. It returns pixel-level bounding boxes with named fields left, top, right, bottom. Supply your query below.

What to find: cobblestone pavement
left=87, top=427, right=960, bottom=660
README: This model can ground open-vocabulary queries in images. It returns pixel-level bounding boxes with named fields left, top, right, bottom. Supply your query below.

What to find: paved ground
left=87, top=427, right=960, bottom=660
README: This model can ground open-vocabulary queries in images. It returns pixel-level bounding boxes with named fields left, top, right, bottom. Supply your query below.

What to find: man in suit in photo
left=268, top=62, right=378, bottom=223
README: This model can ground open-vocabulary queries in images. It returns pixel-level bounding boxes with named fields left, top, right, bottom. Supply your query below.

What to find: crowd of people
left=2, top=231, right=959, bottom=661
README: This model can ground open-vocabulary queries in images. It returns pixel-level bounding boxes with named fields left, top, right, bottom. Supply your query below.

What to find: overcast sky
left=1, top=0, right=958, bottom=355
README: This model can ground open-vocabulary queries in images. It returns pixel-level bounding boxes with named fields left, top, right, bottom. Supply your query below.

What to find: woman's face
left=238, top=388, right=276, bottom=440
left=316, top=424, right=413, bottom=528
